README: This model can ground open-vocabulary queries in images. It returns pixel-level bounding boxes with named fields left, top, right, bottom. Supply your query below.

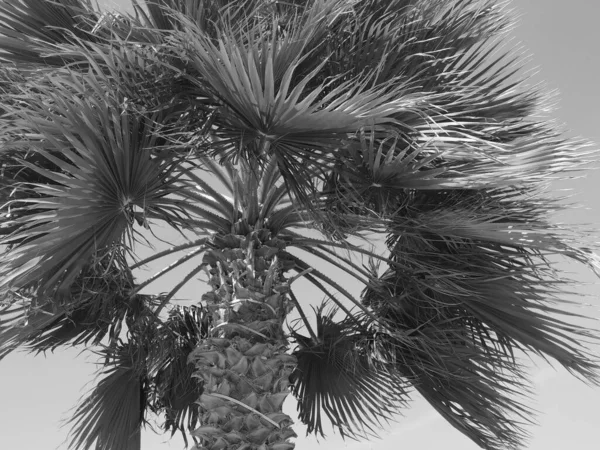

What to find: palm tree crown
left=0, top=1, right=599, bottom=450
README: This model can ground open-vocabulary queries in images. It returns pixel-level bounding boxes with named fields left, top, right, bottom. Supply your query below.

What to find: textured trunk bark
left=190, top=229, right=297, bottom=450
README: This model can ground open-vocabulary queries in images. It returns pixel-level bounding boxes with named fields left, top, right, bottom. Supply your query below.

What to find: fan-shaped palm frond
left=324, top=128, right=449, bottom=215
left=165, top=4, right=432, bottom=210
left=0, top=67, right=188, bottom=296
left=290, top=305, right=409, bottom=440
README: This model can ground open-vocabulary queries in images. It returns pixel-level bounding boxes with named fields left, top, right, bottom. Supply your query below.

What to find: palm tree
left=0, top=0, right=599, bottom=449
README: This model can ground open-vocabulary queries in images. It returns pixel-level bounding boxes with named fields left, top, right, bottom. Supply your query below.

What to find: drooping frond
left=357, top=188, right=600, bottom=448
left=0, top=252, right=138, bottom=359
left=147, top=305, right=209, bottom=444
left=67, top=344, right=144, bottom=450
left=23, top=261, right=144, bottom=354
left=383, top=188, right=600, bottom=381
left=290, top=305, right=410, bottom=440
left=368, top=304, right=535, bottom=450
left=0, top=298, right=57, bottom=360
left=66, top=302, right=208, bottom=450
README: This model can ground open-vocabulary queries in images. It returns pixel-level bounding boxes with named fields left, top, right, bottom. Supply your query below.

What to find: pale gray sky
left=1, top=1, right=599, bottom=449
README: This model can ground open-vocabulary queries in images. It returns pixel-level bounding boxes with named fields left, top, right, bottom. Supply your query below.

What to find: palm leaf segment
left=0, top=1, right=599, bottom=450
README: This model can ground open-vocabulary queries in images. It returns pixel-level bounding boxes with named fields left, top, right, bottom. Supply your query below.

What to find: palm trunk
left=189, top=228, right=297, bottom=450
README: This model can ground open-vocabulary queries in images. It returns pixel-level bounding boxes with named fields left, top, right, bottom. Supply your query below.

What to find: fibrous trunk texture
left=190, top=229, right=298, bottom=450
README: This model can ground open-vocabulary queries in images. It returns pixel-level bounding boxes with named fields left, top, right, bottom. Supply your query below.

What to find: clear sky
left=1, top=1, right=599, bottom=449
